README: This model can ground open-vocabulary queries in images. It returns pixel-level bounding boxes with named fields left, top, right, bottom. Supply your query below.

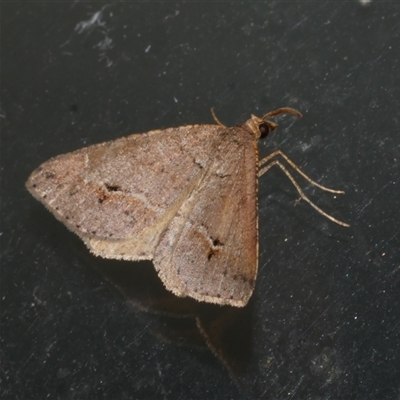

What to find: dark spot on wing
left=207, top=237, right=224, bottom=260
left=213, top=238, right=223, bottom=247
left=104, top=183, right=121, bottom=192
left=97, top=191, right=109, bottom=203
left=45, top=172, right=55, bottom=179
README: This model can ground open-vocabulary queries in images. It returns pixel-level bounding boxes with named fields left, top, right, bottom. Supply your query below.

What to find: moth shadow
left=78, top=241, right=255, bottom=377
left=25, top=203, right=255, bottom=376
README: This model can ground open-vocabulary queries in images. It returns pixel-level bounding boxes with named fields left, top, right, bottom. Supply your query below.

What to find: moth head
left=245, top=107, right=302, bottom=140
left=248, top=115, right=278, bottom=139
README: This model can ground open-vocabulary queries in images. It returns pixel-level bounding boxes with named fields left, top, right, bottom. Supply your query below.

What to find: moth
left=26, top=108, right=348, bottom=307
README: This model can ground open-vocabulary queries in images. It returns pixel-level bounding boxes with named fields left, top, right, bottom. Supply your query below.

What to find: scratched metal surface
left=1, top=2, right=399, bottom=399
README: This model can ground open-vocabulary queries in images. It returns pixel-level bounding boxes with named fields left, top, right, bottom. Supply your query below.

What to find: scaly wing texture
left=154, top=127, right=258, bottom=307
left=26, top=125, right=222, bottom=260
left=26, top=124, right=259, bottom=306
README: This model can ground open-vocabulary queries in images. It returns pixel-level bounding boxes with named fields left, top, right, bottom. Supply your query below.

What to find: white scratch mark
left=145, top=45, right=151, bottom=53
left=73, top=5, right=115, bottom=67
left=98, top=53, right=113, bottom=67
left=165, top=10, right=180, bottom=20
left=75, top=9, right=106, bottom=34
left=387, top=265, right=400, bottom=277
left=94, top=34, right=114, bottom=51
left=359, top=181, right=391, bottom=214
left=33, top=286, right=46, bottom=306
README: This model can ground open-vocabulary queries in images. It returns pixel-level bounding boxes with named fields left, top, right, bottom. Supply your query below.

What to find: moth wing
left=26, top=125, right=224, bottom=260
left=154, top=127, right=258, bottom=307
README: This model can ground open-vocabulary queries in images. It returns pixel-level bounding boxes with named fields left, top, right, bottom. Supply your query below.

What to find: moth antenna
left=261, top=107, right=302, bottom=120
left=210, top=108, right=227, bottom=128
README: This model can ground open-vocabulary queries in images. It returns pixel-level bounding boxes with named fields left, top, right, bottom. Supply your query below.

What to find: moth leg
left=259, top=159, right=350, bottom=227
left=259, top=150, right=344, bottom=194
left=210, top=108, right=227, bottom=128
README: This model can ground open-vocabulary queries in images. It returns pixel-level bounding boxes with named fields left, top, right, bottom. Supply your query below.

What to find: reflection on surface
left=83, top=249, right=254, bottom=378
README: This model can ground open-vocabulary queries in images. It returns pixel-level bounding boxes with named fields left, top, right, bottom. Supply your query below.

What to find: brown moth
left=26, top=108, right=348, bottom=307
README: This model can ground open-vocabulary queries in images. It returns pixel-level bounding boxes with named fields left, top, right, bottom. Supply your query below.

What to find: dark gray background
left=1, top=2, right=399, bottom=399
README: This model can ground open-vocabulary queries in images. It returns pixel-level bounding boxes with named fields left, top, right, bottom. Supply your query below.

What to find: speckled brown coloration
left=26, top=108, right=347, bottom=307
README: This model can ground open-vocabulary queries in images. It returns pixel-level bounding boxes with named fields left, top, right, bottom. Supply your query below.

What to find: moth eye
left=259, top=123, right=270, bottom=138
